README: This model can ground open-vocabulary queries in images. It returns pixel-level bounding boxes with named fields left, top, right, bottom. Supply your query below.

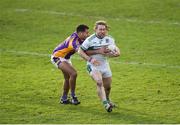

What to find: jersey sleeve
left=80, top=39, right=90, bottom=51
left=71, top=38, right=79, bottom=51
left=67, top=37, right=78, bottom=50
left=109, top=36, right=115, bottom=45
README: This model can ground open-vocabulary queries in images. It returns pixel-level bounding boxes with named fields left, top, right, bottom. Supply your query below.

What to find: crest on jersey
left=106, top=39, right=109, bottom=43
left=99, top=40, right=103, bottom=44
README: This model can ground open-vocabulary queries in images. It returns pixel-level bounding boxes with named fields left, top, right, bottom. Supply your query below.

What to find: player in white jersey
left=78, top=20, right=120, bottom=112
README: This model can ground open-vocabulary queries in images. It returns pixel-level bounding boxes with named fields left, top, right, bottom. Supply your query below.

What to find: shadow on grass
left=65, top=104, right=168, bottom=124
left=1, top=92, right=175, bottom=124
left=1, top=95, right=177, bottom=124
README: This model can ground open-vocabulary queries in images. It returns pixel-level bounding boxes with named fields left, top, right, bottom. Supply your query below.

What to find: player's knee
left=70, top=71, right=77, bottom=78
left=63, top=75, right=70, bottom=81
left=64, top=78, right=69, bottom=82
left=97, top=81, right=103, bottom=87
left=106, top=87, right=111, bottom=92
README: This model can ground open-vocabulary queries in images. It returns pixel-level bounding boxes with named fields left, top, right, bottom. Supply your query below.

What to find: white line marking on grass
left=1, top=49, right=50, bottom=57
left=1, top=49, right=180, bottom=69
left=14, top=8, right=180, bottom=26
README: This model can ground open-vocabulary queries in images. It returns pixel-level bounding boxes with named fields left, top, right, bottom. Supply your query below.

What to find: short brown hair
left=94, top=20, right=109, bottom=30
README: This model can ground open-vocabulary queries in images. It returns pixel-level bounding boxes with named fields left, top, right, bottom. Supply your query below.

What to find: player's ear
left=93, top=26, right=97, bottom=32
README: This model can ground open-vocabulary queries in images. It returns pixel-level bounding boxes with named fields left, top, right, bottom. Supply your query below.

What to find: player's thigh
left=103, top=77, right=112, bottom=88
left=58, top=61, right=77, bottom=76
left=61, top=68, right=70, bottom=81
left=91, top=70, right=103, bottom=83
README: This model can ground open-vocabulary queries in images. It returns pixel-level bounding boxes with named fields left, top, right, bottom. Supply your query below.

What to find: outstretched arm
left=85, top=46, right=110, bottom=56
left=78, top=47, right=91, bottom=62
left=78, top=47, right=100, bottom=66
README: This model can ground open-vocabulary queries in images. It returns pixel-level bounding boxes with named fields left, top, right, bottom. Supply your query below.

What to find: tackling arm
left=78, top=47, right=100, bottom=66
left=85, top=46, right=110, bottom=56
left=78, top=47, right=91, bottom=62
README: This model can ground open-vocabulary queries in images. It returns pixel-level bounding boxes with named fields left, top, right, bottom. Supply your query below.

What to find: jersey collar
left=73, top=32, right=83, bottom=44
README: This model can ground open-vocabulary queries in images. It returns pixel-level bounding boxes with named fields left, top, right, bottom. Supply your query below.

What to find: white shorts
left=87, top=63, right=112, bottom=78
left=51, top=55, right=72, bottom=68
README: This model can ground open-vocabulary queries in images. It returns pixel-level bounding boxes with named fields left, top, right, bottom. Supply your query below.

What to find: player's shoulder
left=70, top=32, right=78, bottom=39
left=86, top=33, right=96, bottom=41
left=106, top=35, right=115, bottom=40
left=104, top=35, right=115, bottom=43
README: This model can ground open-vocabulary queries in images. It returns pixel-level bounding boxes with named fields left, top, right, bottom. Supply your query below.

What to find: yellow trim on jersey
left=53, top=37, right=77, bottom=58
left=68, top=37, right=74, bottom=49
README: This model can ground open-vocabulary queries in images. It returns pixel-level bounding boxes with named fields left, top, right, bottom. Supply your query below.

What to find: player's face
left=81, top=29, right=89, bottom=40
left=95, top=25, right=107, bottom=38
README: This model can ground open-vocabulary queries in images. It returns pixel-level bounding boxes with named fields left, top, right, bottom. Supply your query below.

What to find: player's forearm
left=85, top=49, right=101, bottom=56
left=105, top=48, right=120, bottom=57
left=78, top=48, right=91, bottom=61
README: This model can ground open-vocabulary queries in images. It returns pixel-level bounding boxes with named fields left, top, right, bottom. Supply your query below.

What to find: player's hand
left=89, top=58, right=100, bottom=66
left=112, top=51, right=120, bottom=57
left=105, top=50, right=120, bottom=57
left=98, top=46, right=111, bottom=55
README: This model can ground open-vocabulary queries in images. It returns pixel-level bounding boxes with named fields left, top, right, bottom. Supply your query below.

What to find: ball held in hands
left=107, top=44, right=117, bottom=53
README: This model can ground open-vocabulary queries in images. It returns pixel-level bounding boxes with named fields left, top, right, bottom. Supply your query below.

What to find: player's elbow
left=117, top=51, right=121, bottom=56
left=114, top=51, right=120, bottom=57
left=78, top=47, right=86, bottom=57
left=116, top=49, right=121, bottom=57
left=78, top=48, right=82, bottom=55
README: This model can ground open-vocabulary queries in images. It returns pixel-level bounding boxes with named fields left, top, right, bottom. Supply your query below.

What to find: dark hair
left=76, top=24, right=89, bottom=33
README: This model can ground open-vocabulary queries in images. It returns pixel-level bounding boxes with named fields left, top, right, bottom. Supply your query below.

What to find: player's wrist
left=88, top=57, right=93, bottom=62
left=97, top=49, right=102, bottom=54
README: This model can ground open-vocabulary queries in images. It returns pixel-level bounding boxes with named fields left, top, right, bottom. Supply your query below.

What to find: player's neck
left=95, top=33, right=105, bottom=39
left=77, top=32, right=83, bottom=42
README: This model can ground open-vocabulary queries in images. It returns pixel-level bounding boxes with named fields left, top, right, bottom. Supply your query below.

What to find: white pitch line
left=0, top=49, right=180, bottom=69
left=14, top=8, right=180, bottom=26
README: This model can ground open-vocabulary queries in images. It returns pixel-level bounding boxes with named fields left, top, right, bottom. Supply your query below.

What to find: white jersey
left=81, top=33, right=115, bottom=65
left=81, top=33, right=116, bottom=78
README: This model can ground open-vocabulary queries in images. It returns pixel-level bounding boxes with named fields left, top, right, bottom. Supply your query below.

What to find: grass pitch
left=0, top=0, right=180, bottom=123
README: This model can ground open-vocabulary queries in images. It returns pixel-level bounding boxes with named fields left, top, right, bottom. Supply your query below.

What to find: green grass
left=0, top=0, right=180, bottom=123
